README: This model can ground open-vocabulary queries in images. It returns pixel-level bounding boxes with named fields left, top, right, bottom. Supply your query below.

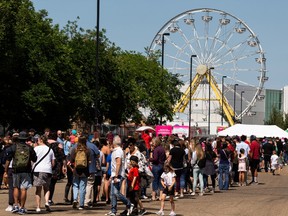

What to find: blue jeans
left=218, top=163, right=230, bottom=190
left=152, top=164, right=163, bottom=192
left=175, top=169, right=186, bottom=191
left=110, top=177, right=131, bottom=214
left=192, top=166, right=204, bottom=193
left=73, top=175, right=87, bottom=207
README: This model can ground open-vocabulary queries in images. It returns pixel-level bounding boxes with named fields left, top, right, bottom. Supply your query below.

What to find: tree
left=0, top=0, right=182, bottom=131
left=265, top=106, right=285, bottom=129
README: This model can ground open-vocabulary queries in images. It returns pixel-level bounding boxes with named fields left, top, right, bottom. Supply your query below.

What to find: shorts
left=33, top=172, right=52, bottom=187
left=94, top=176, right=102, bottom=186
left=250, top=159, right=260, bottom=169
left=105, top=173, right=111, bottom=180
left=163, top=186, right=175, bottom=196
left=13, top=173, right=32, bottom=189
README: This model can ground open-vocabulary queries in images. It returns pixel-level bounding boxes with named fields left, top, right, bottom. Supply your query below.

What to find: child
left=127, top=155, right=146, bottom=216
left=238, top=148, right=247, bottom=186
left=278, top=152, right=284, bottom=174
left=156, top=164, right=176, bottom=216
left=270, top=150, right=279, bottom=175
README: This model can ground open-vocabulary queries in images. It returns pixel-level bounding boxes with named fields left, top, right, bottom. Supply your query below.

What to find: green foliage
left=264, top=106, right=286, bottom=129
left=0, top=0, right=182, bottom=131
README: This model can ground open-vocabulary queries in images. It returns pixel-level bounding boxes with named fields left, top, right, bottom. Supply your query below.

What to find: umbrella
left=136, top=126, right=155, bottom=132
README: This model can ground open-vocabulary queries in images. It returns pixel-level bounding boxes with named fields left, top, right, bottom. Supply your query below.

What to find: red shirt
left=128, top=167, right=140, bottom=191
left=142, top=132, right=151, bottom=150
left=250, top=140, right=261, bottom=159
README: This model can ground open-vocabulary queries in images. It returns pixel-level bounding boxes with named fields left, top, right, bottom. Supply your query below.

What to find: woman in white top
left=33, top=135, right=55, bottom=212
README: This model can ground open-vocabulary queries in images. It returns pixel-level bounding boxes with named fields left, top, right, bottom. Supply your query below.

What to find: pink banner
left=155, top=125, right=173, bottom=136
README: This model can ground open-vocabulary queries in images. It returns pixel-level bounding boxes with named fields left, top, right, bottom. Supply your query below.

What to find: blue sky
left=32, top=0, right=287, bottom=90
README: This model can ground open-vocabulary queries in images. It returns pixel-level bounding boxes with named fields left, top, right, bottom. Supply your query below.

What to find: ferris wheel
left=149, top=8, right=267, bottom=126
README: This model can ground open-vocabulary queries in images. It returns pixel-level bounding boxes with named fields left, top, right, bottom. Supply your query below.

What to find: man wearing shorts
left=249, top=135, right=261, bottom=184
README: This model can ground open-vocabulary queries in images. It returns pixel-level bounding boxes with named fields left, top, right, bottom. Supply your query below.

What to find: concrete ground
left=1, top=167, right=288, bottom=216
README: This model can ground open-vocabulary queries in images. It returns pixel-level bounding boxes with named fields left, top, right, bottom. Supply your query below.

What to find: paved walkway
left=1, top=167, right=288, bottom=216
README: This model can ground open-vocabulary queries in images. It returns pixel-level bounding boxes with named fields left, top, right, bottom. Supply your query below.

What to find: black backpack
left=197, top=155, right=206, bottom=169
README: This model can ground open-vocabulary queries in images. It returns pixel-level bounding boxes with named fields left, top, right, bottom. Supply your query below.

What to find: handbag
left=31, top=146, right=52, bottom=185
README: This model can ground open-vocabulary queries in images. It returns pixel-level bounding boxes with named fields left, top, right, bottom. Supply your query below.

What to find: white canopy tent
left=217, top=124, right=288, bottom=138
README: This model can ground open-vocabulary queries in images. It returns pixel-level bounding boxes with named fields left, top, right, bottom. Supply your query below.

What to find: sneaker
left=72, top=201, right=78, bottom=209
left=12, top=205, right=19, bottom=213
left=190, top=192, right=195, bottom=196
left=169, top=211, right=176, bottom=216
left=199, top=192, right=204, bottom=196
left=141, top=195, right=148, bottom=199
left=179, top=194, right=184, bottom=198
left=18, top=208, right=26, bottom=215
left=36, top=208, right=41, bottom=212
left=128, top=203, right=134, bottom=215
left=156, top=210, right=164, bottom=216
left=45, top=204, right=51, bottom=212
left=5, top=205, right=13, bottom=212
left=48, top=200, right=54, bottom=206
left=139, top=208, right=147, bottom=215
left=78, top=206, right=84, bottom=210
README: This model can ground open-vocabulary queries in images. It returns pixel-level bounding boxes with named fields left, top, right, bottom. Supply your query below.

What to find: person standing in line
left=238, top=148, right=247, bottom=186
left=84, top=135, right=100, bottom=208
left=70, top=136, right=91, bottom=210
left=149, top=137, right=166, bottom=201
left=262, top=138, right=275, bottom=173
left=156, top=164, right=176, bottom=216
left=191, top=143, right=205, bottom=195
left=4, top=131, right=37, bottom=214
left=63, top=134, right=73, bottom=203
left=142, top=130, right=152, bottom=158
left=33, top=135, right=55, bottom=212
left=56, top=130, right=64, bottom=149
left=249, top=135, right=261, bottom=184
left=166, top=139, right=185, bottom=198
left=106, top=135, right=134, bottom=216
left=217, top=141, right=232, bottom=190
left=3, top=136, right=14, bottom=212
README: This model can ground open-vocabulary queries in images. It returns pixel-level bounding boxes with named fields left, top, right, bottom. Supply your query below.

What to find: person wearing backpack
left=4, top=131, right=37, bottom=214
left=70, top=136, right=91, bottom=210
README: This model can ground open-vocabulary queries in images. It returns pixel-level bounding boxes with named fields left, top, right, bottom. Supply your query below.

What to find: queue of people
left=0, top=128, right=287, bottom=216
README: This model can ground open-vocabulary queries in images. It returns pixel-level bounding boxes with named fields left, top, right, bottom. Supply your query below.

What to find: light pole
left=95, top=0, right=100, bottom=129
left=233, top=83, right=238, bottom=121
left=208, top=67, right=214, bottom=135
left=160, top=32, right=170, bottom=125
left=188, top=55, right=197, bottom=142
left=221, top=76, right=227, bottom=126
left=241, top=91, right=245, bottom=123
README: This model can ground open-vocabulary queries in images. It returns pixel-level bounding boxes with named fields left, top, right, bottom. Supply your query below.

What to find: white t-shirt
left=161, top=171, right=176, bottom=186
left=236, top=141, right=250, bottom=157
left=111, top=146, right=125, bottom=178
left=33, top=145, right=55, bottom=174
left=271, top=154, right=279, bottom=165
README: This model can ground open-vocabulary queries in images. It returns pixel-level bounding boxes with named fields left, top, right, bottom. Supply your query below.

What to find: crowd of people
left=0, top=127, right=288, bottom=216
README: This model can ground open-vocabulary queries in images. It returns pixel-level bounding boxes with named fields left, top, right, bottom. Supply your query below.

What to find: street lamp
left=241, top=91, right=245, bottom=123
left=233, top=83, right=238, bottom=120
left=95, top=0, right=100, bottom=129
left=188, top=55, right=197, bottom=142
left=208, top=67, right=214, bottom=135
left=221, top=76, right=227, bottom=126
left=160, top=32, right=170, bottom=125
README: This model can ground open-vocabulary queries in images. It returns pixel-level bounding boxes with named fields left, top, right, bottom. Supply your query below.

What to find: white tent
left=217, top=124, right=288, bottom=138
